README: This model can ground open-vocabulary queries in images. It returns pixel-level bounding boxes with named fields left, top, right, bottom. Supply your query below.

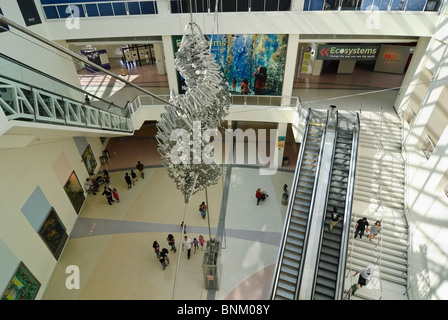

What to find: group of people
left=235, top=66, right=268, bottom=95
left=153, top=233, right=205, bottom=269
left=152, top=240, right=170, bottom=270
left=328, top=207, right=382, bottom=242
left=124, top=161, right=145, bottom=189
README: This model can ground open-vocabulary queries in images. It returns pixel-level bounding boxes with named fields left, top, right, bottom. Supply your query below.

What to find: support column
left=162, top=35, right=178, bottom=94
left=281, top=34, right=300, bottom=106
left=276, top=122, right=288, bottom=168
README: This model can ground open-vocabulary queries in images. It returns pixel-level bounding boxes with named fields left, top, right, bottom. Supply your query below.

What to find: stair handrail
left=335, top=111, right=361, bottom=299
left=269, top=107, right=311, bottom=299
left=295, top=109, right=329, bottom=299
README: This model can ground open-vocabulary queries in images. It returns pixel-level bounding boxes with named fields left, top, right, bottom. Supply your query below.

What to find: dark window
left=57, top=4, right=85, bottom=18
left=222, top=0, right=237, bottom=12
left=237, top=0, right=250, bottom=11
left=85, top=4, right=100, bottom=16
left=98, top=3, right=114, bottom=16
left=42, top=5, right=59, bottom=19
left=251, top=0, right=266, bottom=11
left=128, top=2, right=142, bottom=14
left=112, top=2, right=127, bottom=15
left=140, top=1, right=158, bottom=14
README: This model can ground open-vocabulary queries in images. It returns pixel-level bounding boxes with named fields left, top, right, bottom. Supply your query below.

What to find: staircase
left=272, top=112, right=326, bottom=300
left=314, top=126, right=354, bottom=299
left=346, top=111, right=409, bottom=300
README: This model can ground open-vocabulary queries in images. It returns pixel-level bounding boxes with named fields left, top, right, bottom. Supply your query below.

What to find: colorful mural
left=173, top=34, right=288, bottom=96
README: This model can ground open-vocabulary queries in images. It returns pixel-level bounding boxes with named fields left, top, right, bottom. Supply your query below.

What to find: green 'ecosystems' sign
left=317, top=45, right=380, bottom=60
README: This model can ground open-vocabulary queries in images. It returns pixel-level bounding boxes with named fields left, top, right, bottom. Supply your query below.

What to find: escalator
left=313, top=112, right=360, bottom=300
left=271, top=109, right=328, bottom=300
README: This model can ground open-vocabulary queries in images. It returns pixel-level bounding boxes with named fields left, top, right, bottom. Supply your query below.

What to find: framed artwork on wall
left=82, top=144, right=97, bottom=174
left=38, top=208, right=68, bottom=260
left=2, top=262, right=40, bottom=300
left=63, top=171, right=85, bottom=214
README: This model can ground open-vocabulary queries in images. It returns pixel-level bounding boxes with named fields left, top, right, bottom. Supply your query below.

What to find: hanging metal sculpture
left=156, top=22, right=230, bottom=203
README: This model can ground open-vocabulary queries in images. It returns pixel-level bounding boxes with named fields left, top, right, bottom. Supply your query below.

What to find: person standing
left=354, top=217, right=369, bottom=239
left=329, top=207, right=342, bottom=231
left=167, top=234, right=177, bottom=253
left=136, top=161, right=145, bottom=178
left=368, top=220, right=382, bottom=242
left=232, top=77, right=237, bottom=92
left=152, top=241, right=160, bottom=259
left=353, top=267, right=372, bottom=288
left=102, top=186, right=114, bottom=205
left=158, top=250, right=167, bottom=270
left=112, top=188, right=120, bottom=204
left=253, top=66, right=267, bottom=95
left=199, top=235, right=205, bottom=251
left=125, top=172, right=132, bottom=189
left=130, top=170, right=138, bottom=186
left=182, top=235, right=193, bottom=260
left=199, top=202, right=208, bottom=219
left=240, top=78, right=250, bottom=95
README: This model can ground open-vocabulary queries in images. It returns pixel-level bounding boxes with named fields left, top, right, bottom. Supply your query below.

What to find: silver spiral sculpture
left=156, top=22, right=231, bottom=203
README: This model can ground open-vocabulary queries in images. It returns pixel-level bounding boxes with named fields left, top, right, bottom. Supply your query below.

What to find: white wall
left=0, top=136, right=104, bottom=299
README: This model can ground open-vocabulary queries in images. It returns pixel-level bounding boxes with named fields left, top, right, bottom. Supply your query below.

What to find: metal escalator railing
left=335, top=112, right=360, bottom=299
left=310, top=112, right=360, bottom=299
left=270, top=108, right=328, bottom=300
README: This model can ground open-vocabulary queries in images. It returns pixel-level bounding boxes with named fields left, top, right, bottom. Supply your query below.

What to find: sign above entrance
left=317, top=45, right=380, bottom=60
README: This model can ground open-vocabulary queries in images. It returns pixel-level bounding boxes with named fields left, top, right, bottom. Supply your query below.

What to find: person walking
left=368, top=220, right=382, bottom=242
left=112, top=188, right=120, bottom=204
left=199, top=202, right=207, bottom=219
left=353, top=267, right=372, bottom=288
left=136, top=161, right=145, bottom=178
left=152, top=241, right=160, bottom=259
left=180, top=221, right=187, bottom=234
left=167, top=234, right=177, bottom=253
left=193, top=237, right=199, bottom=254
left=354, top=217, right=369, bottom=239
left=199, top=235, right=205, bottom=251
left=101, top=186, right=114, bottom=205
left=125, top=172, right=132, bottom=189
left=182, top=235, right=193, bottom=260
left=130, top=170, right=138, bottom=186
left=329, top=207, right=342, bottom=231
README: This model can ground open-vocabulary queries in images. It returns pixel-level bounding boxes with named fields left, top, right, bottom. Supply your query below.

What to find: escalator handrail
left=335, top=112, right=361, bottom=299
left=309, top=109, right=339, bottom=299
left=294, top=109, right=329, bottom=300
left=269, top=107, right=312, bottom=299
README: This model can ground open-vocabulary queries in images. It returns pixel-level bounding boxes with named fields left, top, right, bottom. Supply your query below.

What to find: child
left=199, top=235, right=205, bottom=251
left=193, top=238, right=199, bottom=254
left=112, top=188, right=120, bottom=203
